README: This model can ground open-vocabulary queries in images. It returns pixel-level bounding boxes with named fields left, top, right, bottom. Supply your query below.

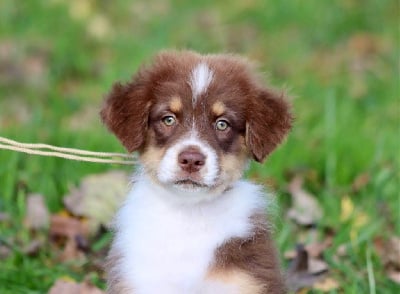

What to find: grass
left=0, top=0, right=398, bottom=292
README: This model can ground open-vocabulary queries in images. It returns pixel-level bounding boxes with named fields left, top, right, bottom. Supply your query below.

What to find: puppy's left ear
left=100, top=78, right=151, bottom=152
left=246, top=89, right=293, bottom=162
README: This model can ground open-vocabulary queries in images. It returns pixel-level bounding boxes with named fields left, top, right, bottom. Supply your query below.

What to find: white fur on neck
left=190, top=62, right=213, bottom=104
left=111, top=174, right=267, bottom=294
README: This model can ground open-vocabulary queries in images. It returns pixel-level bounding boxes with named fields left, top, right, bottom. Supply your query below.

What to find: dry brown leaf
left=336, top=244, right=348, bottom=257
left=0, top=40, right=49, bottom=88
left=286, top=245, right=330, bottom=292
left=308, top=258, right=329, bottom=274
left=374, top=236, right=400, bottom=267
left=287, top=175, right=322, bottom=226
left=0, top=212, right=9, bottom=222
left=64, top=171, right=129, bottom=233
left=347, top=33, right=382, bottom=57
left=48, top=279, right=105, bottom=294
left=0, top=245, right=11, bottom=259
left=48, top=279, right=79, bottom=294
left=24, top=194, right=50, bottom=230
left=50, top=213, right=89, bottom=262
left=374, top=236, right=400, bottom=284
left=284, top=249, right=297, bottom=260
left=387, top=269, right=400, bottom=284
left=352, top=172, right=370, bottom=192
left=305, top=238, right=333, bottom=259
left=50, top=214, right=89, bottom=239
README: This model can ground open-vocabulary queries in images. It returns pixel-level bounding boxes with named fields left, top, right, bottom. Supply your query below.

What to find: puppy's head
left=101, top=51, right=292, bottom=199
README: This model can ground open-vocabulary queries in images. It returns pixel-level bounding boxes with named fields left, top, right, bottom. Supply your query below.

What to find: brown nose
left=178, top=148, right=206, bottom=173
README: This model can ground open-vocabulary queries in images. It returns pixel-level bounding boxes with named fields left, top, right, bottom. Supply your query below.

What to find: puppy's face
left=101, top=51, right=292, bottom=199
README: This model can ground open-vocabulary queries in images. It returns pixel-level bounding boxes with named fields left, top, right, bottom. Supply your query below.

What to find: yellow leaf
left=69, top=0, right=92, bottom=21
left=340, top=195, right=354, bottom=222
left=350, top=211, right=369, bottom=243
left=87, top=15, right=111, bottom=39
left=313, top=277, right=339, bottom=291
left=354, top=211, right=369, bottom=228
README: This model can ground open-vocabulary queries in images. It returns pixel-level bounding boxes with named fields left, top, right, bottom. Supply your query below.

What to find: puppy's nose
left=178, top=148, right=206, bottom=173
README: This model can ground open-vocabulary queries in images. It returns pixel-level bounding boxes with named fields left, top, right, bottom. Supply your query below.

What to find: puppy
left=101, top=50, right=292, bottom=294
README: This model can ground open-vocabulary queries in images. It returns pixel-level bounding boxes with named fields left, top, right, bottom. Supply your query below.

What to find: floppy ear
left=246, top=89, right=293, bottom=162
left=100, top=77, right=151, bottom=152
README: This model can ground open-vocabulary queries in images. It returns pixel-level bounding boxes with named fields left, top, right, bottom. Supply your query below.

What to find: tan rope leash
left=0, top=136, right=137, bottom=165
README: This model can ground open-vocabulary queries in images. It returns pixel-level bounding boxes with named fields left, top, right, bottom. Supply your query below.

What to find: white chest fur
left=111, top=176, right=266, bottom=294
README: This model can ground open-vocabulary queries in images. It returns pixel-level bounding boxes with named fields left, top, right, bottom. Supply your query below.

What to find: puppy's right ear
left=100, top=77, right=151, bottom=152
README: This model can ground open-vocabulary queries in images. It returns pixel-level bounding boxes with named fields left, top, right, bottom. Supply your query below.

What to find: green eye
left=162, top=116, right=176, bottom=126
left=215, top=119, right=229, bottom=131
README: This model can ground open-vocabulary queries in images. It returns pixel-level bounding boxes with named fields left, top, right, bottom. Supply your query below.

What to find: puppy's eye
left=215, top=119, right=229, bottom=131
left=162, top=116, right=176, bottom=126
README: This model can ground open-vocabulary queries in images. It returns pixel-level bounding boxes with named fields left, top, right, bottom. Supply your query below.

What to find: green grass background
left=0, top=0, right=398, bottom=293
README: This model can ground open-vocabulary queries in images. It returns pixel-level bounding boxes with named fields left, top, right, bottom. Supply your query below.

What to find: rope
left=0, top=136, right=137, bottom=165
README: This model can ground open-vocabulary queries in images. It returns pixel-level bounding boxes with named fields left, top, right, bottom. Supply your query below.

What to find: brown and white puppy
left=101, top=50, right=292, bottom=294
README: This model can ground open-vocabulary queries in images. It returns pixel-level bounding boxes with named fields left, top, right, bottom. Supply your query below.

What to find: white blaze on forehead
left=190, top=62, right=214, bottom=104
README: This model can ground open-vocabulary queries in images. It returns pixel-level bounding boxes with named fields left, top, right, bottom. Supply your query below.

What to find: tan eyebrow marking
left=169, top=97, right=182, bottom=113
left=212, top=101, right=226, bottom=116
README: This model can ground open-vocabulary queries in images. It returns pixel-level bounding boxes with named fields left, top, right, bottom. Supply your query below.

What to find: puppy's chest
left=127, top=211, right=229, bottom=288
left=115, top=183, right=259, bottom=293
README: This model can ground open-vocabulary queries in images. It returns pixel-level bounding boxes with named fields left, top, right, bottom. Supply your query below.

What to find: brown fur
left=207, top=213, right=287, bottom=293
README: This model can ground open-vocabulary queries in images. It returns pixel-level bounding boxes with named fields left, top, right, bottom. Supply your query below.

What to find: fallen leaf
left=340, top=195, right=354, bottom=222
left=308, top=258, right=329, bottom=274
left=68, top=0, right=92, bottom=21
left=284, top=249, right=297, bottom=260
left=50, top=213, right=89, bottom=262
left=50, top=213, right=89, bottom=239
left=313, top=277, right=340, bottom=291
left=341, top=195, right=369, bottom=242
left=387, top=269, right=400, bottom=284
left=87, top=14, right=112, bottom=39
left=348, top=33, right=381, bottom=57
left=350, top=211, right=369, bottom=243
left=0, top=212, right=9, bottom=222
left=287, top=175, right=322, bottom=226
left=386, top=238, right=400, bottom=266
left=0, top=40, right=49, bottom=88
left=305, top=239, right=332, bottom=259
left=352, top=172, right=370, bottom=192
left=286, top=245, right=330, bottom=292
left=48, top=279, right=80, bottom=294
left=0, top=245, right=11, bottom=259
left=24, top=194, right=50, bottom=230
left=336, top=244, right=348, bottom=257
left=48, top=278, right=105, bottom=294
left=64, top=171, right=129, bottom=233
left=374, top=236, right=400, bottom=284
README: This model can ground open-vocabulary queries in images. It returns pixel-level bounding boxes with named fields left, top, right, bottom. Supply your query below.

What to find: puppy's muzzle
left=178, top=147, right=206, bottom=173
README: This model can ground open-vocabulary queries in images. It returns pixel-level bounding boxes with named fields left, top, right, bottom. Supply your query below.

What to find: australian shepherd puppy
left=100, top=50, right=292, bottom=294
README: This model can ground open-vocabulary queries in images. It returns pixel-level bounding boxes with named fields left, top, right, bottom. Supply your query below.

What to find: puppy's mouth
left=174, top=179, right=208, bottom=189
